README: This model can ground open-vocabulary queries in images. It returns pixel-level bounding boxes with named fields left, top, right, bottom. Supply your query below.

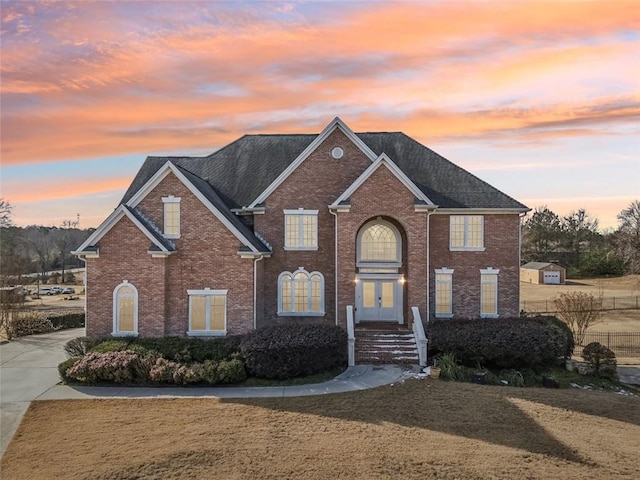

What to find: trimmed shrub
left=582, top=342, right=617, bottom=378
left=90, top=336, right=242, bottom=363
left=66, top=350, right=150, bottom=383
left=148, top=358, right=246, bottom=385
left=217, top=358, right=246, bottom=384
left=427, top=316, right=574, bottom=370
left=64, top=337, right=93, bottom=358
left=48, top=312, right=85, bottom=330
left=8, top=312, right=54, bottom=337
left=58, top=357, right=81, bottom=382
left=239, top=324, right=347, bottom=379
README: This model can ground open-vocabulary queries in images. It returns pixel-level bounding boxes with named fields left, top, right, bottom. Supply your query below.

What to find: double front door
left=355, top=275, right=403, bottom=323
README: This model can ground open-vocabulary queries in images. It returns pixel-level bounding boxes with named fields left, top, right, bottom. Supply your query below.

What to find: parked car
left=62, top=287, right=75, bottom=294
left=38, top=287, right=54, bottom=295
left=51, top=286, right=64, bottom=294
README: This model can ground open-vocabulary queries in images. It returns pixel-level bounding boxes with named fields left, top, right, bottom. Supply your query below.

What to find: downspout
left=329, top=209, right=339, bottom=326
left=426, top=210, right=435, bottom=321
left=253, top=255, right=264, bottom=330
left=519, top=212, right=527, bottom=313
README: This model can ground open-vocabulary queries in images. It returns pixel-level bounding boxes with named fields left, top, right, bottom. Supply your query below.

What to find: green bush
left=582, top=342, right=617, bottom=378
left=240, top=324, right=347, bottom=379
left=48, top=313, right=85, bottom=330
left=427, top=316, right=574, bottom=370
left=435, top=353, right=468, bottom=381
left=148, top=357, right=246, bottom=385
left=58, top=357, right=81, bottom=382
left=90, top=336, right=242, bottom=363
left=90, top=339, right=160, bottom=358
left=64, top=337, right=94, bottom=357
left=217, top=358, right=246, bottom=384
left=8, top=312, right=54, bottom=337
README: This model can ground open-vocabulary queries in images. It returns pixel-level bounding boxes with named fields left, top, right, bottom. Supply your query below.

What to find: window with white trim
left=187, top=288, right=227, bottom=336
left=356, top=220, right=402, bottom=271
left=284, top=209, right=318, bottom=250
left=278, top=268, right=324, bottom=315
left=480, top=268, right=499, bottom=317
left=435, top=268, right=454, bottom=318
left=450, top=215, right=484, bottom=250
left=113, top=281, right=138, bottom=336
left=163, top=196, right=181, bottom=238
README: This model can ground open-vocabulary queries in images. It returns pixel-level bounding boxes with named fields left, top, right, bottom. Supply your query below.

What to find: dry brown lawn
left=2, top=379, right=639, bottom=480
left=521, top=275, right=640, bottom=331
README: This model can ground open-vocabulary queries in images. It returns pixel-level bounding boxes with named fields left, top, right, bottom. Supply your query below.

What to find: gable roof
left=125, top=161, right=270, bottom=254
left=521, top=262, right=565, bottom=270
left=331, top=153, right=436, bottom=208
left=120, top=120, right=528, bottom=214
left=74, top=204, right=176, bottom=255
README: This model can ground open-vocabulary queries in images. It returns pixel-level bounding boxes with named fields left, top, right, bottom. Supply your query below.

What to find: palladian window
left=278, top=268, right=324, bottom=316
left=357, top=220, right=401, bottom=270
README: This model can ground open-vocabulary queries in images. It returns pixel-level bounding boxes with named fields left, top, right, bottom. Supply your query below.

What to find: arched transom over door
left=355, top=219, right=404, bottom=323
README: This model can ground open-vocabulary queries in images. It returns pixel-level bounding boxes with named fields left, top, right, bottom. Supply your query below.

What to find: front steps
left=355, top=324, right=420, bottom=365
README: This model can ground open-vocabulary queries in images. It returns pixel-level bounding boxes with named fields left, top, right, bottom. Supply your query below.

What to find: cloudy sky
left=1, top=0, right=638, bottom=230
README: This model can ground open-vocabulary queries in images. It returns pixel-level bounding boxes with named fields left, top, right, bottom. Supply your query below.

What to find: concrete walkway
left=0, top=328, right=84, bottom=456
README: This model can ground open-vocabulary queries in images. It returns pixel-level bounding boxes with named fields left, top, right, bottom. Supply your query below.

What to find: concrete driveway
left=0, top=328, right=85, bottom=456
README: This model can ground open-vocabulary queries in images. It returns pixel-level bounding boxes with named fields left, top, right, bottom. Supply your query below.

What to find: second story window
left=163, top=196, right=181, bottom=238
left=284, top=209, right=318, bottom=250
left=450, top=215, right=484, bottom=251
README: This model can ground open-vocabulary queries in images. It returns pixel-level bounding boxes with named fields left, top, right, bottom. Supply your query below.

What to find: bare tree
left=561, top=209, right=600, bottom=268
left=553, top=292, right=602, bottom=346
left=613, top=200, right=640, bottom=274
left=0, top=198, right=13, bottom=228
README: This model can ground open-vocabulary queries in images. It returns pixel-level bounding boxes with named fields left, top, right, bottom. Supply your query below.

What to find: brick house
left=74, top=118, right=528, bottom=361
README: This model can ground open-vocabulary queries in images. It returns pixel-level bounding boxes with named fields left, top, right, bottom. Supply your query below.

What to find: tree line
left=0, top=199, right=93, bottom=285
left=522, top=200, right=640, bottom=277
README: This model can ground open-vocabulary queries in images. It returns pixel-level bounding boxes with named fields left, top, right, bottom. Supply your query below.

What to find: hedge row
left=427, top=316, right=574, bottom=369
left=61, top=323, right=348, bottom=384
left=60, top=351, right=246, bottom=385
left=239, top=324, right=347, bottom=379
left=7, top=311, right=85, bottom=338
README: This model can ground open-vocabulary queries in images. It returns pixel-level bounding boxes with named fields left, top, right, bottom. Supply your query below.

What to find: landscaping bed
left=59, top=324, right=348, bottom=386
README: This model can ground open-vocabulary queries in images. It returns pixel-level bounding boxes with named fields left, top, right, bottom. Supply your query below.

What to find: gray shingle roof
left=173, top=165, right=270, bottom=253
left=521, top=262, right=564, bottom=270
left=120, top=131, right=527, bottom=219
left=125, top=206, right=176, bottom=252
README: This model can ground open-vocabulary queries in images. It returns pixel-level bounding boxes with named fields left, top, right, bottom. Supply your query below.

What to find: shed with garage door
left=520, top=262, right=566, bottom=285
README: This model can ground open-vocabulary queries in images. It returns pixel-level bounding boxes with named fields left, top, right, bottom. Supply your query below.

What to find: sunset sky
left=1, top=0, right=638, bottom=231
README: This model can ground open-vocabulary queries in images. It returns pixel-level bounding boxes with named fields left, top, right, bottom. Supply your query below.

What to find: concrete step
left=355, top=329, right=420, bottom=365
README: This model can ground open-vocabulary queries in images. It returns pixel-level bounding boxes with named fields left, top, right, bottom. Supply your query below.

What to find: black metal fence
left=521, top=295, right=640, bottom=314
left=573, top=332, right=640, bottom=358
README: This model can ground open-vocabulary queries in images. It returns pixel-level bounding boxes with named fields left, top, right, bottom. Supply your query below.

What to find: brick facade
left=86, top=172, right=256, bottom=338
left=253, top=128, right=372, bottom=327
left=80, top=121, right=525, bottom=339
left=428, top=213, right=521, bottom=319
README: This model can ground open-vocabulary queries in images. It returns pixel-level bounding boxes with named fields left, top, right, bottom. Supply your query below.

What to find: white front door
left=356, top=275, right=403, bottom=323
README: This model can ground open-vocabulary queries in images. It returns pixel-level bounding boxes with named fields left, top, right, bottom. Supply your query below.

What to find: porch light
left=399, top=276, right=406, bottom=284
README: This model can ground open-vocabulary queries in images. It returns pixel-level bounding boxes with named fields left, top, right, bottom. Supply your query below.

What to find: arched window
left=278, top=268, right=324, bottom=316
left=357, top=220, right=401, bottom=268
left=112, top=281, right=138, bottom=336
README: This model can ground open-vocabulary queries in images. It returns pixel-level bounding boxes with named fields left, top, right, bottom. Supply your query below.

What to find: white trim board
left=249, top=117, right=378, bottom=208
